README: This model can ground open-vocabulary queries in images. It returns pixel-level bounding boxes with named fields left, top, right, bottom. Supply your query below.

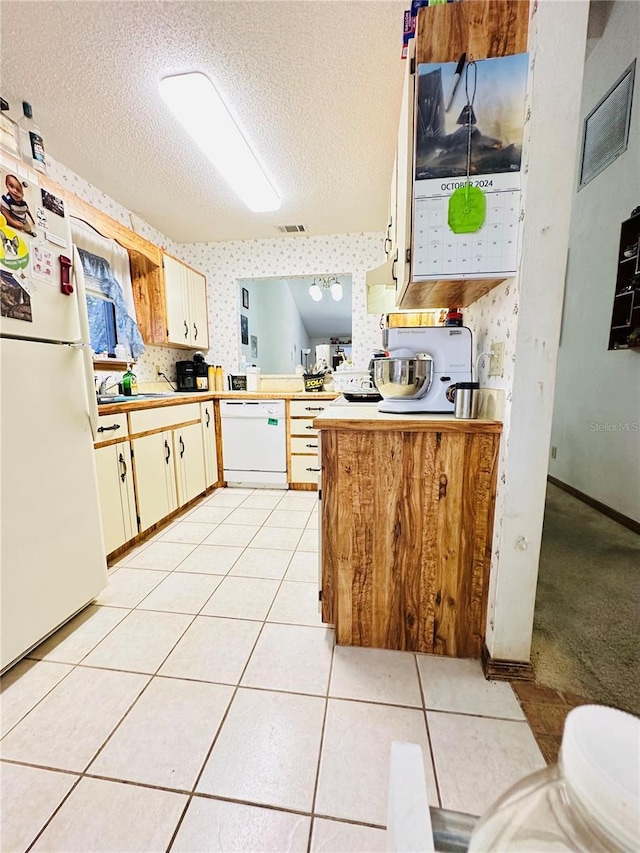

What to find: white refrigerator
left=0, top=158, right=107, bottom=672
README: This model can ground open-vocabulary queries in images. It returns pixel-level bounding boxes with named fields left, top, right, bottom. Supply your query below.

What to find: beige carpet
left=532, top=483, right=640, bottom=716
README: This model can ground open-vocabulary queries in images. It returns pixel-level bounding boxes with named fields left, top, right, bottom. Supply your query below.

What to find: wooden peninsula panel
left=321, top=427, right=500, bottom=657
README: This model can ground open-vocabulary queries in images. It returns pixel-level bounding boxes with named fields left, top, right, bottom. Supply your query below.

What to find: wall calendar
left=412, top=53, right=528, bottom=281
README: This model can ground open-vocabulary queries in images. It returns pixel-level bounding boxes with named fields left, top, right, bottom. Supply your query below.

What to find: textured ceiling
left=0, top=1, right=406, bottom=243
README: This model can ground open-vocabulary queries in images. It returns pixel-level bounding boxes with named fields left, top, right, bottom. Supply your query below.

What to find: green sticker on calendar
left=268, top=418, right=278, bottom=426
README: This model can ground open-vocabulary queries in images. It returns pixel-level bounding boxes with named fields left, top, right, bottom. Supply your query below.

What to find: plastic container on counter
left=469, top=705, right=639, bottom=853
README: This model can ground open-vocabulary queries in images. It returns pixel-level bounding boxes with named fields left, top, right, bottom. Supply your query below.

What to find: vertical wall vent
left=579, top=60, right=635, bottom=189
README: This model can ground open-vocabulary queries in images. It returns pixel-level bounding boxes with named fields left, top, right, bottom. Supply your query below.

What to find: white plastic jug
left=469, top=705, right=639, bottom=852
left=245, top=365, right=261, bottom=392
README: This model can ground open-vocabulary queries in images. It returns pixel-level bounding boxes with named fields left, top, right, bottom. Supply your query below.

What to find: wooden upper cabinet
left=164, top=254, right=209, bottom=349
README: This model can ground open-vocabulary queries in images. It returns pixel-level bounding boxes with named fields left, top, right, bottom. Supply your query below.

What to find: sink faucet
left=98, top=374, right=120, bottom=395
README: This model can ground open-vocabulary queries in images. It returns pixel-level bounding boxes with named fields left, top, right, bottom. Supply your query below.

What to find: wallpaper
left=177, top=235, right=385, bottom=375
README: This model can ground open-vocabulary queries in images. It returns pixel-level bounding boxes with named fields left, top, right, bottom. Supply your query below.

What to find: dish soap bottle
left=122, top=364, right=138, bottom=396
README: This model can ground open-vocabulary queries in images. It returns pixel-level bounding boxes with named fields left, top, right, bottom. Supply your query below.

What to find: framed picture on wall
left=242, top=287, right=249, bottom=310
left=250, top=335, right=258, bottom=359
left=240, top=313, right=249, bottom=345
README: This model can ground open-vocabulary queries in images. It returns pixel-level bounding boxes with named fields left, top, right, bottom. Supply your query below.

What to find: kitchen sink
left=97, top=392, right=181, bottom=405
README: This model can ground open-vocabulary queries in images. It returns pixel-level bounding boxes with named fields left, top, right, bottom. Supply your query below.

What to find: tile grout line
left=306, top=625, right=336, bottom=852
left=414, top=653, right=444, bottom=809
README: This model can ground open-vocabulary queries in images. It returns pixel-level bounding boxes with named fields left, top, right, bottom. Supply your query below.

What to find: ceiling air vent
left=579, top=59, right=635, bottom=189
left=275, top=224, right=308, bottom=234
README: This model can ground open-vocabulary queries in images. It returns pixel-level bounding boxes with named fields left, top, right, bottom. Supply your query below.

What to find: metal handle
left=205, top=409, right=211, bottom=427
left=305, top=406, right=324, bottom=411
left=164, top=439, right=171, bottom=464
left=184, top=320, right=189, bottom=339
left=179, top=436, right=185, bottom=458
left=305, top=425, right=316, bottom=430
left=306, top=467, right=321, bottom=472
left=193, top=323, right=198, bottom=340
left=97, top=423, right=121, bottom=433
left=118, top=452, right=127, bottom=483
left=306, top=443, right=318, bottom=449
left=391, top=255, right=398, bottom=283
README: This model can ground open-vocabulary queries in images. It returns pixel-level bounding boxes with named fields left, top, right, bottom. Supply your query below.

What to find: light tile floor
left=0, top=487, right=545, bottom=852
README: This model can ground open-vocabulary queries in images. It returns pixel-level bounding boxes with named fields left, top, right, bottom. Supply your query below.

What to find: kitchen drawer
left=129, top=403, right=201, bottom=435
left=290, top=399, right=332, bottom=418
left=95, top=413, right=129, bottom=442
left=289, top=418, right=318, bottom=437
left=291, top=436, right=319, bottom=454
left=290, top=454, right=321, bottom=484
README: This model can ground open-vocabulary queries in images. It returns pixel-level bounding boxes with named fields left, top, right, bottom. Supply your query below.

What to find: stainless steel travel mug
left=454, top=382, right=480, bottom=419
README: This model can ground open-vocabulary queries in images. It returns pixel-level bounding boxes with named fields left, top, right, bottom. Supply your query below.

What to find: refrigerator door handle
left=72, top=246, right=100, bottom=441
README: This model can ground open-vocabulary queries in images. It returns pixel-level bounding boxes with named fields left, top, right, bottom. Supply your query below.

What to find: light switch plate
left=489, top=342, right=505, bottom=377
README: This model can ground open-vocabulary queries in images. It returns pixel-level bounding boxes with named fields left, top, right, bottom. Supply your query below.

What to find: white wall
left=549, top=0, right=640, bottom=523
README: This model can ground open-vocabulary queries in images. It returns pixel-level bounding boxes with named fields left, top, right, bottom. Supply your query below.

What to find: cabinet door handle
left=391, top=255, right=398, bottom=283
left=97, top=423, right=121, bottom=433
left=305, top=443, right=318, bottom=449
left=193, top=323, right=198, bottom=340
left=306, top=467, right=321, bottom=472
left=305, top=425, right=316, bottom=430
left=184, top=320, right=189, bottom=339
left=179, top=436, right=185, bottom=458
left=205, top=409, right=211, bottom=427
left=304, top=406, right=324, bottom=411
left=118, top=452, right=127, bottom=483
left=164, top=439, right=171, bottom=464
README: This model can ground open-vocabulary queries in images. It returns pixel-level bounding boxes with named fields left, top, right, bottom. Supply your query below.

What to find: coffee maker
left=378, top=326, right=473, bottom=413
left=177, top=353, right=209, bottom=391
left=176, top=361, right=197, bottom=391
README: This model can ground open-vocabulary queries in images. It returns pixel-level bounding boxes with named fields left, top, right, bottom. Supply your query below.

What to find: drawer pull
left=118, top=452, right=127, bottom=483
left=179, top=436, right=185, bottom=458
left=306, top=467, right=321, bottom=472
left=97, top=423, right=121, bottom=433
left=305, top=425, right=315, bottom=430
left=306, top=443, right=318, bottom=449
left=164, top=439, right=171, bottom=464
left=304, top=406, right=324, bottom=411
left=205, top=409, right=211, bottom=428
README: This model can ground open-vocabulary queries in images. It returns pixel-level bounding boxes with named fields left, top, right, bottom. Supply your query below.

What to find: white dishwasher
left=220, top=400, right=287, bottom=487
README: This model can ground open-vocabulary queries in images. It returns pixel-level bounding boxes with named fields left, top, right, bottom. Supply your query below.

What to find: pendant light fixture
left=308, top=276, right=343, bottom=302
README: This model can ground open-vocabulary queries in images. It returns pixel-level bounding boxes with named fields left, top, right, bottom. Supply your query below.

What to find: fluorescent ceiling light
left=159, top=71, right=281, bottom=213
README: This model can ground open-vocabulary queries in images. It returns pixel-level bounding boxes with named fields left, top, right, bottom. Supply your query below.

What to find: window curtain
left=78, top=248, right=145, bottom=359
left=71, top=218, right=145, bottom=359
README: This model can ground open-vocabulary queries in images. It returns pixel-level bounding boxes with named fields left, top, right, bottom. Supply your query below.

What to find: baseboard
left=547, top=475, right=640, bottom=535
left=481, top=644, right=535, bottom=682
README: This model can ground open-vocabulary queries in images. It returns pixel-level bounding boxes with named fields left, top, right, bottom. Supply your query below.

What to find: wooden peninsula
left=313, top=405, right=502, bottom=658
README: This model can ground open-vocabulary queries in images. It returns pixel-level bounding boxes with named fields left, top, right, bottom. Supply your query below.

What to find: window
left=86, top=291, right=118, bottom=355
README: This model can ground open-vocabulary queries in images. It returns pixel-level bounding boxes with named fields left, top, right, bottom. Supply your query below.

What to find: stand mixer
left=376, top=326, right=473, bottom=413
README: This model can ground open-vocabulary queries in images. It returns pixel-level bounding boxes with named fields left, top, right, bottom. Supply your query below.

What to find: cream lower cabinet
left=132, top=430, right=178, bottom=532
left=94, top=441, right=137, bottom=554
left=201, top=401, right=219, bottom=488
left=173, top=422, right=206, bottom=506
left=288, top=400, right=331, bottom=487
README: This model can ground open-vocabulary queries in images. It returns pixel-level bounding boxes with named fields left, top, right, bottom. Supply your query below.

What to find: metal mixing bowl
left=373, top=354, right=433, bottom=399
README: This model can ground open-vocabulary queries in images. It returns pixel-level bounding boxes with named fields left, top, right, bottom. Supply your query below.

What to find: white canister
left=246, top=365, right=261, bottom=392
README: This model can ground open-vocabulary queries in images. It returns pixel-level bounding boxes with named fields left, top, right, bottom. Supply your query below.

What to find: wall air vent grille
left=579, top=60, right=635, bottom=189
left=276, top=224, right=308, bottom=234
